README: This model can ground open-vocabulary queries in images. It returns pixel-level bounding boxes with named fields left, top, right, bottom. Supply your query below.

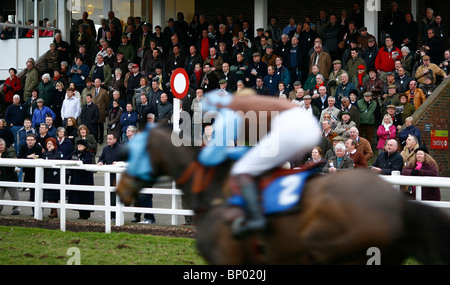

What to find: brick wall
left=410, top=79, right=450, bottom=177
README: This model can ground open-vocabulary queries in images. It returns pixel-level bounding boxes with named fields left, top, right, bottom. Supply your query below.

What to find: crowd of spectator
left=0, top=1, right=448, bottom=218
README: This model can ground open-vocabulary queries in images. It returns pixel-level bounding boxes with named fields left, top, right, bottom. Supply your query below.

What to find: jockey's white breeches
left=231, top=107, right=321, bottom=176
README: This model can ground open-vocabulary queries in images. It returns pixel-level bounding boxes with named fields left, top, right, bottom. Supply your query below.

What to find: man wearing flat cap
left=362, top=37, right=379, bottom=70
left=118, top=35, right=136, bottom=64
left=357, top=92, right=377, bottom=146
left=357, top=26, right=376, bottom=51
left=381, top=84, right=401, bottom=114
left=245, top=52, right=267, bottom=87
left=385, top=104, right=403, bottom=130
left=262, top=44, right=277, bottom=66
left=328, top=59, right=346, bottom=96
left=414, top=55, right=449, bottom=85
left=381, top=71, right=400, bottom=97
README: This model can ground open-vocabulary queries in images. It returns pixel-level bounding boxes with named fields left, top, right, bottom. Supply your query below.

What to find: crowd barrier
left=0, top=158, right=193, bottom=233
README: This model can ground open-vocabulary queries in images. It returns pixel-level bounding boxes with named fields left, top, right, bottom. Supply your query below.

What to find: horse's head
left=116, top=173, right=150, bottom=205
left=116, top=123, right=233, bottom=212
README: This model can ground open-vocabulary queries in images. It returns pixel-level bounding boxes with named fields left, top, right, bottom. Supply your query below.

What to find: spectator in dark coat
left=126, top=64, right=143, bottom=103
left=136, top=94, right=155, bottom=130
left=68, top=139, right=94, bottom=220
left=0, top=119, right=14, bottom=149
left=98, top=133, right=124, bottom=219
left=56, top=127, right=74, bottom=160
left=371, top=139, right=404, bottom=175
left=41, top=137, right=63, bottom=218
left=18, top=134, right=43, bottom=207
left=106, top=100, right=123, bottom=142
left=402, top=148, right=440, bottom=201
left=120, top=103, right=138, bottom=142
left=0, top=138, right=20, bottom=215
left=156, top=93, right=173, bottom=121
left=80, top=94, right=100, bottom=139
left=398, top=116, right=422, bottom=148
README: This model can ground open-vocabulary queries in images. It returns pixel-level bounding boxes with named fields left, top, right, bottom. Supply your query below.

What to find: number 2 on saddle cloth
left=228, top=169, right=318, bottom=215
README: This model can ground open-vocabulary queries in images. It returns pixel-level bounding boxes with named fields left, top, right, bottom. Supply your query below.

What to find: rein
left=176, top=161, right=217, bottom=194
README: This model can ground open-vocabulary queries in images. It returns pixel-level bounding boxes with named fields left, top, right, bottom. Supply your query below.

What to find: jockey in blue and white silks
left=198, top=89, right=249, bottom=166
left=198, top=88, right=321, bottom=238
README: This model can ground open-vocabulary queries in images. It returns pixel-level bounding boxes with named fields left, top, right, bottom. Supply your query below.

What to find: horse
left=116, top=125, right=450, bottom=265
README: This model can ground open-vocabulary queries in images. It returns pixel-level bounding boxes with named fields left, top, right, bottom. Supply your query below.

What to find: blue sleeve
left=81, top=64, right=90, bottom=77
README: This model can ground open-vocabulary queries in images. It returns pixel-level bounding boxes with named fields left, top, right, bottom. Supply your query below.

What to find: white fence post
left=104, top=171, right=111, bottom=234
left=171, top=179, right=177, bottom=225
left=113, top=173, right=125, bottom=226
left=60, top=165, right=67, bottom=232
left=415, top=186, right=422, bottom=201
left=34, top=166, right=44, bottom=220
left=116, top=172, right=124, bottom=227
left=391, top=171, right=401, bottom=192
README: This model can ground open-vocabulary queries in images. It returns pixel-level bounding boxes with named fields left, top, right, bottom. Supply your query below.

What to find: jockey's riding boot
left=232, top=174, right=266, bottom=238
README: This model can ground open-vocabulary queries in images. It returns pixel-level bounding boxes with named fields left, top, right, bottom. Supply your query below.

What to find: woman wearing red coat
left=376, top=114, right=396, bottom=150
left=3, top=68, right=22, bottom=107
left=402, top=148, right=441, bottom=201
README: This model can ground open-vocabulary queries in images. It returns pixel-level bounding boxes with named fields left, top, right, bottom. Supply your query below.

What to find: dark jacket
left=98, top=142, right=124, bottom=185
left=126, top=72, right=144, bottom=96
left=398, top=125, right=422, bottom=147
left=372, top=150, right=404, bottom=175
left=5, top=104, right=27, bottom=127
left=0, top=150, right=17, bottom=182
left=42, top=149, right=63, bottom=201
left=402, top=161, right=440, bottom=201
left=157, top=101, right=173, bottom=121
left=120, top=111, right=138, bottom=132
left=18, top=143, right=43, bottom=182
left=68, top=150, right=94, bottom=205
left=80, top=103, right=100, bottom=138
left=107, top=106, right=123, bottom=139
left=136, top=102, right=155, bottom=128
left=0, top=127, right=14, bottom=148
left=57, top=137, right=74, bottom=160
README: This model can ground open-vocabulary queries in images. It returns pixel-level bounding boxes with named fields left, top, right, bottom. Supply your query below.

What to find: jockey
left=199, top=88, right=321, bottom=237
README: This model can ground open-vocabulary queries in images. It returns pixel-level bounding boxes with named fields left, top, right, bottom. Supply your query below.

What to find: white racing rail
left=0, top=158, right=193, bottom=233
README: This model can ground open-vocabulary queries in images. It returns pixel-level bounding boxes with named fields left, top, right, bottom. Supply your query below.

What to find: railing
left=1, top=158, right=450, bottom=233
left=0, top=158, right=193, bottom=233
left=381, top=171, right=450, bottom=208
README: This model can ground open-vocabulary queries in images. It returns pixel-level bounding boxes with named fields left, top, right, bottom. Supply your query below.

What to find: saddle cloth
left=227, top=168, right=317, bottom=215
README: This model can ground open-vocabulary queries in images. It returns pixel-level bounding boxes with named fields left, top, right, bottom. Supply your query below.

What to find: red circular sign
left=170, top=68, right=190, bottom=99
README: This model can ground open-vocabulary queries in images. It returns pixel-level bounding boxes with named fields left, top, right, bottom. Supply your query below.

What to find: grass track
left=0, top=226, right=207, bottom=265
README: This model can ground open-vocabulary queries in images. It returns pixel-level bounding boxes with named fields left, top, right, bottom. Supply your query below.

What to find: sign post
left=170, top=68, right=190, bottom=133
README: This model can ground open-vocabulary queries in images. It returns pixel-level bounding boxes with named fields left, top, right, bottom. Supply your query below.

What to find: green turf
left=0, top=226, right=207, bottom=265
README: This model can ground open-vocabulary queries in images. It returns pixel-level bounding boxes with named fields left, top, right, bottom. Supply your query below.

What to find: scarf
left=382, top=122, right=392, bottom=132
left=315, top=82, right=325, bottom=90
left=358, top=72, right=365, bottom=88
left=201, top=38, right=210, bottom=60
left=195, top=69, right=202, bottom=85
